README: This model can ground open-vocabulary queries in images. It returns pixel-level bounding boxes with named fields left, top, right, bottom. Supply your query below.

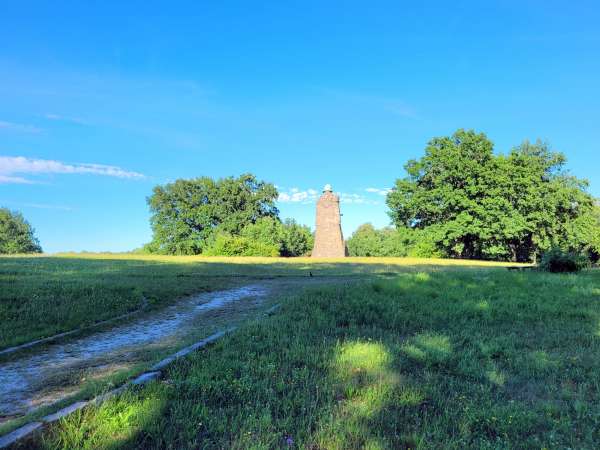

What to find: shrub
left=407, top=228, right=444, bottom=258
left=539, top=248, right=590, bottom=273
left=280, top=219, right=313, bottom=257
left=203, top=233, right=280, bottom=257
left=240, top=217, right=284, bottom=253
left=347, top=224, right=445, bottom=258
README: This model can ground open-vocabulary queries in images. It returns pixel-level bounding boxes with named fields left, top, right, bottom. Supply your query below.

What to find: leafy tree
left=280, top=219, right=313, bottom=257
left=147, top=174, right=278, bottom=255
left=240, top=217, right=284, bottom=252
left=585, top=199, right=600, bottom=262
left=347, top=223, right=444, bottom=258
left=347, top=224, right=415, bottom=257
left=407, top=227, right=444, bottom=258
left=0, top=208, right=42, bottom=254
left=347, top=223, right=383, bottom=256
left=387, top=129, right=598, bottom=262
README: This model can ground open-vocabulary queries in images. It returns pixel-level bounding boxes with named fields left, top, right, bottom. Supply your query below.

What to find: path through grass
left=26, top=267, right=600, bottom=449
left=0, top=254, right=513, bottom=351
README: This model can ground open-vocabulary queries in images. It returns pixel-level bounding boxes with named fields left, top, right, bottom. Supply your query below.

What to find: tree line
left=143, top=174, right=313, bottom=256
left=2, top=129, right=599, bottom=261
left=349, top=129, right=600, bottom=262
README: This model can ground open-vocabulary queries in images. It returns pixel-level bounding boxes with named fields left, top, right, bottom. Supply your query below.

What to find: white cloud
left=0, top=120, right=41, bottom=134
left=277, top=187, right=319, bottom=204
left=365, top=187, right=392, bottom=196
left=277, top=187, right=381, bottom=205
left=0, top=174, right=34, bottom=184
left=44, top=114, right=89, bottom=125
left=23, top=203, right=73, bottom=211
left=339, top=192, right=380, bottom=205
left=0, top=156, right=145, bottom=184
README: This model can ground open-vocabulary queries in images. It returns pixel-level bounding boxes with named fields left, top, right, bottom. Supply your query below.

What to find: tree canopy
left=146, top=174, right=312, bottom=256
left=147, top=174, right=279, bottom=255
left=386, top=129, right=600, bottom=262
left=0, top=208, right=42, bottom=254
left=346, top=223, right=442, bottom=258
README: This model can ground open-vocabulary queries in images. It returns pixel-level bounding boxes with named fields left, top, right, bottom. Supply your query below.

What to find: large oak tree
left=386, top=129, right=600, bottom=262
left=147, top=174, right=279, bottom=255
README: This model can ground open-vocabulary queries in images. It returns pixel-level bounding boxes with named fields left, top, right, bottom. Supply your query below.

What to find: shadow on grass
left=11, top=267, right=600, bottom=449
left=0, top=255, right=509, bottom=351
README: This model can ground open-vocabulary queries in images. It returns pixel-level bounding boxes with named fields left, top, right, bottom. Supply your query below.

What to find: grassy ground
left=0, top=254, right=513, bottom=350
left=21, top=266, right=600, bottom=449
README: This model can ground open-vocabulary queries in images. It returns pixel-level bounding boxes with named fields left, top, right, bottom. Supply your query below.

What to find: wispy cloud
left=278, top=187, right=319, bottom=203
left=365, top=187, right=393, bottom=196
left=1, top=201, right=74, bottom=211
left=277, top=187, right=380, bottom=205
left=43, top=114, right=89, bottom=125
left=0, top=120, right=42, bottom=134
left=22, top=202, right=73, bottom=211
left=0, top=174, right=34, bottom=184
left=0, top=156, right=145, bottom=184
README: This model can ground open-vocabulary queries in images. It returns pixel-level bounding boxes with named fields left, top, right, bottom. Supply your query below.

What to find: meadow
left=2, top=256, right=598, bottom=449
left=0, top=254, right=512, bottom=351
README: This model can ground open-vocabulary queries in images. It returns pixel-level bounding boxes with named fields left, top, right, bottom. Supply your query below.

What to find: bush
left=143, top=216, right=313, bottom=257
left=347, top=224, right=445, bottom=258
left=203, top=233, right=280, bottom=257
left=280, top=219, right=313, bottom=257
left=240, top=217, right=284, bottom=253
left=539, top=248, right=590, bottom=273
left=408, top=228, right=444, bottom=258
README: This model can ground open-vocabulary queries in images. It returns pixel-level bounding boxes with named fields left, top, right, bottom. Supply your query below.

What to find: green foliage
left=203, top=232, right=280, bottom=257
left=347, top=223, right=443, bottom=258
left=146, top=174, right=279, bottom=255
left=347, top=223, right=385, bottom=256
left=591, top=201, right=600, bottom=262
left=407, top=228, right=444, bottom=258
left=240, top=216, right=284, bottom=252
left=145, top=175, right=313, bottom=257
left=280, top=218, right=314, bottom=257
left=387, top=129, right=599, bottom=262
left=539, top=248, right=590, bottom=273
left=203, top=217, right=314, bottom=257
left=0, top=208, right=42, bottom=254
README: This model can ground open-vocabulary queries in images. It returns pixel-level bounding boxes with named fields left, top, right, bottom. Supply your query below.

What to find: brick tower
left=312, top=184, right=346, bottom=258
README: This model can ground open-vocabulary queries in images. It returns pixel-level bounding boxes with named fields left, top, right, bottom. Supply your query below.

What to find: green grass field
left=0, top=254, right=513, bottom=351
left=4, top=256, right=600, bottom=448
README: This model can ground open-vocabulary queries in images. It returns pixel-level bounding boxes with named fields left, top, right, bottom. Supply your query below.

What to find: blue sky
left=1, top=1, right=599, bottom=253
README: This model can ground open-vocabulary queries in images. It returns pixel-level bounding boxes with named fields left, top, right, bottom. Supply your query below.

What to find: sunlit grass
left=21, top=267, right=600, bottom=449
left=0, top=254, right=524, bottom=350
left=53, top=252, right=526, bottom=267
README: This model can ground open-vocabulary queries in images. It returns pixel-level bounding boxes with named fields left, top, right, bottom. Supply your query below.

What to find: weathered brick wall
left=312, top=191, right=346, bottom=258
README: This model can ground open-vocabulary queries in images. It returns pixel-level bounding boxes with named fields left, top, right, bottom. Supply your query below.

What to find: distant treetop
left=0, top=208, right=42, bottom=254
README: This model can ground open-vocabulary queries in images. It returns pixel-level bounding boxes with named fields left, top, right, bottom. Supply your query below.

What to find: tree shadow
left=9, top=265, right=600, bottom=448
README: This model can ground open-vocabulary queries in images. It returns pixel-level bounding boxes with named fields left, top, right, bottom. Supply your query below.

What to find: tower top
left=323, top=184, right=333, bottom=192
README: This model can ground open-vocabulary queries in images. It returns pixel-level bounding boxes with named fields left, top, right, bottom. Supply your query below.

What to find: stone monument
left=312, top=184, right=346, bottom=258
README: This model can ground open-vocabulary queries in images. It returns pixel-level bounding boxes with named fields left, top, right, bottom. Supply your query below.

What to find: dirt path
left=0, top=280, right=290, bottom=422
left=0, top=276, right=361, bottom=426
